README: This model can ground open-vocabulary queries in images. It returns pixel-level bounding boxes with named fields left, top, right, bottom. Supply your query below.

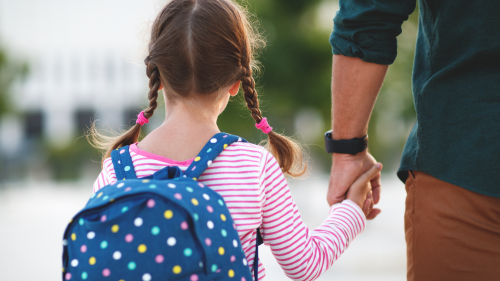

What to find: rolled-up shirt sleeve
left=330, top=0, right=416, bottom=65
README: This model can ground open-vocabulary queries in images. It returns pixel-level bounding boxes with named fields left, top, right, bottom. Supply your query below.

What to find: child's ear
left=159, top=82, right=164, bottom=91
left=229, top=81, right=240, bottom=96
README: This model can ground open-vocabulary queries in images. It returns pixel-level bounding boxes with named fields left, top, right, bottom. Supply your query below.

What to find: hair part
left=89, top=0, right=306, bottom=176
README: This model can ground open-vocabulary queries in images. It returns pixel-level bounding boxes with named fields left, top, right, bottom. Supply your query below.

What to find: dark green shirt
left=330, top=0, right=500, bottom=198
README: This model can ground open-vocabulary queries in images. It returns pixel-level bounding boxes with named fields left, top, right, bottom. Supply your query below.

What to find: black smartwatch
left=324, top=130, right=368, bottom=155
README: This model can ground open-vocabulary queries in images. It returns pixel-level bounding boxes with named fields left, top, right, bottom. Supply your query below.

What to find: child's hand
left=346, top=163, right=383, bottom=217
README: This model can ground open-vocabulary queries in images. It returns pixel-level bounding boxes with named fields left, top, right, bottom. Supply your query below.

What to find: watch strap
left=325, top=130, right=368, bottom=155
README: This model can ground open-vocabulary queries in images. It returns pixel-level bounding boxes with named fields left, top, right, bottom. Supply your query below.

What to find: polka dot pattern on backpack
left=62, top=133, right=253, bottom=281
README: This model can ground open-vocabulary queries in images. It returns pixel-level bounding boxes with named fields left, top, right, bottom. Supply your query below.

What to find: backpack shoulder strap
left=110, top=145, right=138, bottom=180
left=254, top=228, right=263, bottom=280
left=183, top=133, right=247, bottom=180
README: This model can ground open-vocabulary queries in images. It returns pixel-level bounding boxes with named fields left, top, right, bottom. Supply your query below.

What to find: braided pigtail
left=143, top=57, right=160, bottom=120
left=241, top=67, right=307, bottom=177
left=88, top=56, right=161, bottom=166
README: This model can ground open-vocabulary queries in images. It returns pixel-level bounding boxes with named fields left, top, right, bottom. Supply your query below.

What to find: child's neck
left=137, top=96, right=223, bottom=162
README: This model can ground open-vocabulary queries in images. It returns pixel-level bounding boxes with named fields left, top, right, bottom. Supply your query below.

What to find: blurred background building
left=0, top=0, right=159, bottom=180
left=0, top=0, right=418, bottom=280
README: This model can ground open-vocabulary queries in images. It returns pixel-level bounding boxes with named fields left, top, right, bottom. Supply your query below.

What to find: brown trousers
left=405, top=171, right=500, bottom=281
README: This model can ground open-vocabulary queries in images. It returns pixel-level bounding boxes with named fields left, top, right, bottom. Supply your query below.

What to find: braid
left=144, top=56, right=161, bottom=119
left=241, top=67, right=262, bottom=123
left=86, top=56, right=161, bottom=165
left=88, top=0, right=307, bottom=174
left=240, top=65, right=307, bottom=177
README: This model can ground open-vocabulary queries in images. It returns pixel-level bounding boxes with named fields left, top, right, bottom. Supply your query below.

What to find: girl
left=91, top=0, right=381, bottom=280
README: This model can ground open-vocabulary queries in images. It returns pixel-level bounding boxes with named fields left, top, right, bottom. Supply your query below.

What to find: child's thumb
left=352, top=163, right=383, bottom=190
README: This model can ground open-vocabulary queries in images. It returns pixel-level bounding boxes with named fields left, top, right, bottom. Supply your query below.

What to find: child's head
left=91, top=0, right=306, bottom=176
left=146, top=0, right=260, bottom=102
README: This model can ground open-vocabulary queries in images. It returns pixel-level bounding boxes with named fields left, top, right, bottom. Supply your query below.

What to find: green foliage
left=45, top=137, right=101, bottom=180
left=219, top=0, right=335, bottom=147
left=0, top=45, right=28, bottom=115
left=220, top=0, right=418, bottom=170
left=0, top=44, right=28, bottom=177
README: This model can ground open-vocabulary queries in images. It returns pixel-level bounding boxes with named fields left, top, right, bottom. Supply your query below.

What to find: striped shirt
left=93, top=142, right=366, bottom=281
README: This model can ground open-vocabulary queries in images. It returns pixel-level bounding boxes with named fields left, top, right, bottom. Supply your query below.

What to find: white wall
left=0, top=0, right=166, bottom=146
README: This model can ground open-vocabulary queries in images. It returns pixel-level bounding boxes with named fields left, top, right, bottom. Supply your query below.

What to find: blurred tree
left=46, top=137, right=101, bottom=180
left=0, top=42, right=100, bottom=181
left=219, top=0, right=338, bottom=171
left=0, top=44, right=28, bottom=116
left=0, top=44, right=28, bottom=181
left=219, top=0, right=418, bottom=171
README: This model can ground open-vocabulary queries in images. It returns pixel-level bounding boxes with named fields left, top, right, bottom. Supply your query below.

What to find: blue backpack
left=62, top=133, right=259, bottom=281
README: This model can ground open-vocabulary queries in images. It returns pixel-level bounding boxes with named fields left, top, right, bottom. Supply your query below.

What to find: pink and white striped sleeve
left=260, top=151, right=365, bottom=281
left=92, top=158, right=118, bottom=193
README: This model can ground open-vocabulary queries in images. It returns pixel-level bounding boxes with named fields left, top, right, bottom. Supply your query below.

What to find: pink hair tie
left=136, top=111, right=149, bottom=126
left=255, top=117, right=273, bottom=134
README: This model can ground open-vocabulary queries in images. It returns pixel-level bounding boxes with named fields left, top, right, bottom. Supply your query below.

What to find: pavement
left=0, top=173, right=407, bottom=281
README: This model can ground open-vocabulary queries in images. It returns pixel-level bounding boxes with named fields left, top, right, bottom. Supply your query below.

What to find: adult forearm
left=331, top=55, right=388, bottom=139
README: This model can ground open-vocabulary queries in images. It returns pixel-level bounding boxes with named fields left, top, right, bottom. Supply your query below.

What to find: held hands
left=328, top=151, right=382, bottom=219
left=346, top=162, right=383, bottom=216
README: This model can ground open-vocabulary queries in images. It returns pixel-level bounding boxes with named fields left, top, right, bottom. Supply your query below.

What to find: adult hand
left=327, top=151, right=382, bottom=219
